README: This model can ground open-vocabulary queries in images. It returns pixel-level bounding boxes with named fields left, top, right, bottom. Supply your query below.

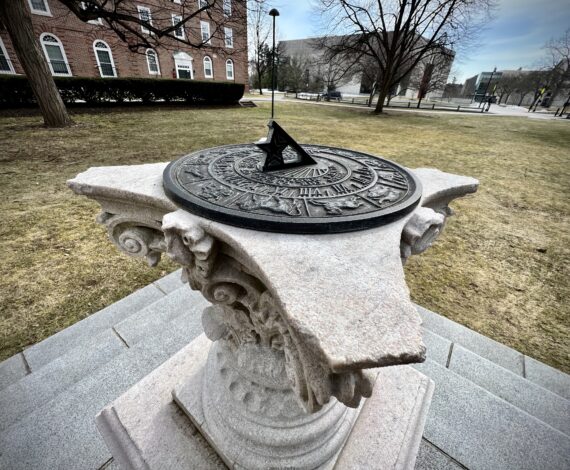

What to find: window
left=225, top=59, right=234, bottom=80
left=0, top=37, right=15, bottom=74
left=172, top=0, right=181, bottom=3
left=40, top=33, right=71, bottom=76
left=198, top=0, right=209, bottom=8
left=223, top=0, right=231, bottom=16
left=174, top=51, right=193, bottom=79
left=146, top=49, right=160, bottom=75
left=137, top=6, right=152, bottom=34
left=200, top=21, right=211, bottom=44
left=172, top=15, right=185, bottom=39
left=93, top=40, right=116, bottom=77
left=81, top=2, right=103, bottom=24
left=28, top=0, right=51, bottom=16
left=224, top=27, right=233, bottom=48
left=203, top=56, right=213, bottom=78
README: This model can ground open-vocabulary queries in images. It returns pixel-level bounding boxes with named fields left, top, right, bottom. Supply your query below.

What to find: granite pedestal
left=69, top=161, right=478, bottom=469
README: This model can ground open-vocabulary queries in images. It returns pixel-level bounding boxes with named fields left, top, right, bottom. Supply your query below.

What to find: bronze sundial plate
left=163, top=144, right=422, bottom=234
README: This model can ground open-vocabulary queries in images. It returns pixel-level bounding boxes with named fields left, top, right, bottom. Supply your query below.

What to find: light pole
left=269, top=8, right=279, bottom=120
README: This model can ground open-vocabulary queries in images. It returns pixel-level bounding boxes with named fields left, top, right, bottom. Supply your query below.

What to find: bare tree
left=542, top=28, right=570, bottom=105
left=0, top=0, right=73, bottom=127
left=407, top=52, right=452, bottom=107
left=281, top=54, right=311, bottom=95
left=248, top=0, right=271, bottom=94
left=60, top=0, right=246, bottom=52
left=495, top=72, right=519, bottom=104
left=315, top=0, right=495, bottom=113
left=1, top=0, right=246, bottom=127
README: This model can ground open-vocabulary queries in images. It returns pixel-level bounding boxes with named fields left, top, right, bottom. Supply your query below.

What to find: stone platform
left=1, top=269, right=569, bottom=470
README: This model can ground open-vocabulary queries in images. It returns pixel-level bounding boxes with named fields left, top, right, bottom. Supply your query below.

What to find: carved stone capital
left=162, top=210, right=373, bottom=414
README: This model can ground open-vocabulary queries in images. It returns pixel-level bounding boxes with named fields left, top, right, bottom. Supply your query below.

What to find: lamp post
left=269, top=8, right=279, bottom=119
left=478, top=67, right=496, bottom=108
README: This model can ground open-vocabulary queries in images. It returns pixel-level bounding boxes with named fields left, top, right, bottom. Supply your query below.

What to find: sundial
left=163, top=120, right=422, bottom=234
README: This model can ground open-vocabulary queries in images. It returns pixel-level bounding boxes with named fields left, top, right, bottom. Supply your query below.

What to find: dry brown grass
left=0, top=103, right=568, bottom=372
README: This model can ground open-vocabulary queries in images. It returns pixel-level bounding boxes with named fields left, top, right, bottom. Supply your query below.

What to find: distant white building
left=279, top=36, right=453, bottom=98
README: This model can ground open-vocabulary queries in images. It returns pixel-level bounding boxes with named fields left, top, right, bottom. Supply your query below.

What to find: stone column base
left=96, top=334, right=434, bottom=470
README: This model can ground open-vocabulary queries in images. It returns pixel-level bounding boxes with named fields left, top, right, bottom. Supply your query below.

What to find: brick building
left=0, top=0, right=247, bottom=85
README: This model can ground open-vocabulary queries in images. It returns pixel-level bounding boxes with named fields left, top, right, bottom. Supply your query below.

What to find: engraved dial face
left=163, top=144, right=422, bottom=234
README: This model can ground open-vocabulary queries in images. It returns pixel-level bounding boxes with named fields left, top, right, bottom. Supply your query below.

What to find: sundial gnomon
left=163, top=143, right=422, bottom=234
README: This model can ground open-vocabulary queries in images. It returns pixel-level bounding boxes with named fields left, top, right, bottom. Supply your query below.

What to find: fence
left=286, top=92, right=487, bottom=113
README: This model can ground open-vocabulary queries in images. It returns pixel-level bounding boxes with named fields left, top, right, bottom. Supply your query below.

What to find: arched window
left=203, top=56, right=213, bottom=79
left=146, top=49, right=160, bottom=75
left=40, top=33, right=71, bottom=76
left=225, top=59, right=234, bottom=80
left=93, top=40, right=116, bottom=77
left=0, top=37, right=15, bottom=74
left=173, top=51, right=193, bottom=79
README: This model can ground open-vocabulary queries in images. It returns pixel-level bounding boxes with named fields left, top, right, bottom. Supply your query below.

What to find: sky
left=268, top=0, right=570, bottom=83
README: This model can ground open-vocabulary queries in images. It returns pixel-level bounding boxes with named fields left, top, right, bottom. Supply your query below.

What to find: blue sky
left=269, top=0, right=570, bottom=82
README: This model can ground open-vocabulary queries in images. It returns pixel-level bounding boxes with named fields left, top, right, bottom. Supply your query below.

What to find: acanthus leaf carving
left=162, top=210, right=373, bottom=414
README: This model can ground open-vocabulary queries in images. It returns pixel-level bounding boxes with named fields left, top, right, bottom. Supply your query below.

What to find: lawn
left=0, top=103, right=569, bottom=374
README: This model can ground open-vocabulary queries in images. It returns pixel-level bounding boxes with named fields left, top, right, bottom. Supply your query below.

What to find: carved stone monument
left=68, top=142, right=477, bottom=469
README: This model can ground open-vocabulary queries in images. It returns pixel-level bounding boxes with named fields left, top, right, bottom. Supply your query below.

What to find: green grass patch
left=0, top=103, right=569, bottom=373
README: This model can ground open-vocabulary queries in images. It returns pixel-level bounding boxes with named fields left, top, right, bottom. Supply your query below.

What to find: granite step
left=419, top=308, right=570, bottom=438
left=22, top=283, right=166, bottom=372
left=0, top=328, right=126, bottom=433
left=0, top=353, right=29, bottom=393
left=0, top=298, right=206, bottom=470
left=113, top=285, right=208, bottom=347
left=416, top=304, right=524, bottom=375
left=417, top=304, right=570, bottom=402
left=414, top=359, right=570, bottom=470
left=0, top=282, right=172, bottom=393
left=448, top=345, right=570, bottom=436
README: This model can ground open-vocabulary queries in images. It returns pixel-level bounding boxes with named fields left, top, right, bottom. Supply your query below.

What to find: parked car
left=322, top=91, right=342, bottom=101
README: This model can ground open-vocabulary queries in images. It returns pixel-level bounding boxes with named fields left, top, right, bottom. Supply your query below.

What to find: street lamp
left=269, top=8, right=280, bottom=119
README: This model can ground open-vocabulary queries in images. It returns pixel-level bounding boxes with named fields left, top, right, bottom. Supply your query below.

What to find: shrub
left=0, top=76, right=244, bottom=108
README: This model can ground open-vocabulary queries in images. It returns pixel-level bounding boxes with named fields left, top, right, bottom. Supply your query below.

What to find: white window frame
left=137, top=6, right=152, bottom=34
left=223, top=0, right=231, bottom=16
left=0, top=37, right=15, bottom=74
left=145, top=49, right=160, bottom=75
left=93, top=40, right=117, bottom=77
left=200, top=21, right=211, bottom=45
left=224, top=27, right=233, bottom=48
left=203, top=56, right=213, bottom=78
left=39, top=33, right=72, bottom=77
left=198, top=0, right=209, bottom=8
left=28, top=0, right=52, bottom=16
left=172, top=14, right=185, bottom=40
left=225, top=59, right=234, bottom=80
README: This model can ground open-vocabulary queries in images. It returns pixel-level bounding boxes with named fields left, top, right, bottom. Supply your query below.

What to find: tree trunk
left=374, top=80, right=391, bottom=113
left=0, top=0, right=73, bottom=127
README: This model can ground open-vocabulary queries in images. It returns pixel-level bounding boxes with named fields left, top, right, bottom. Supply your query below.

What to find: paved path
left=244, top=96, right=568, bottom=120
left=1, top=270, right=569, bottom=469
